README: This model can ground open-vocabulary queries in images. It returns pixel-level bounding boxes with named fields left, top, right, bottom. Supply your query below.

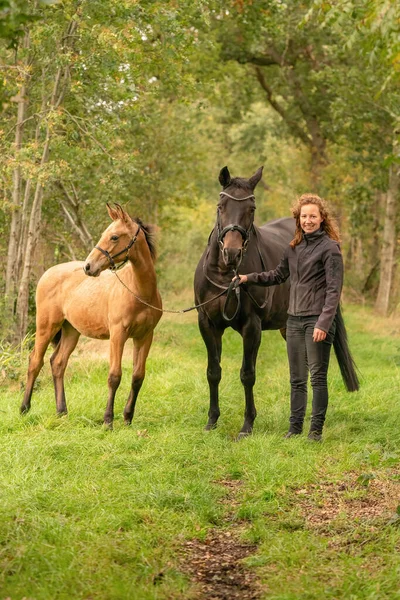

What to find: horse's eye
left=111, top=235, right=119, bottom=242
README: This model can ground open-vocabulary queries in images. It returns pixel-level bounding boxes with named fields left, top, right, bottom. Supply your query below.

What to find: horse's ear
left=219, top=166, right=231, bottom=188
left=107, top=203, right=129, bottom=223
left=107, top=203, right=119, bottom=221
left=248, top=166, right=264, bottom=190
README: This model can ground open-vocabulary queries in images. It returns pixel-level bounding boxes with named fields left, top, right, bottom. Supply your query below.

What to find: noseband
left=217, top=191, right=255, bottom=252
left=94, top=223, right=141, bottom=270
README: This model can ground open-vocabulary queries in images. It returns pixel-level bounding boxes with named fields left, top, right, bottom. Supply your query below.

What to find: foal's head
left=217, top=166, right=263, bottom=270
left=84, top=204, right=156, bottom=277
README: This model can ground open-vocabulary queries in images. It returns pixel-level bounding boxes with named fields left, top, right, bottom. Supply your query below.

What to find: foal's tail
left=333, top=304, right=359, bottom=392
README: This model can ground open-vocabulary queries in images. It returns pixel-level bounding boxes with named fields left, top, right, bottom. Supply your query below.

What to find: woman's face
left=300, top=203, right=324, bottom=234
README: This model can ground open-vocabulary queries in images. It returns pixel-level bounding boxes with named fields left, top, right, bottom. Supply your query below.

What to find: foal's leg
left=49, top=321, right=80, bottom=415
left=123, top=333, right=153, bottom=425
left=198, top=312, right=223, bottom=430
left=20, top=322, right=61, bottom=414
left=238, top=318, right=262, bottom=438
left=104, top=329, right=128, bottom=428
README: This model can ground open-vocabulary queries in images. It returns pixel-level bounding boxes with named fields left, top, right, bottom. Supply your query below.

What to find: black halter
left=216, top=191, right=255, bottom=251
left=95, top=223, right=141, bottom=271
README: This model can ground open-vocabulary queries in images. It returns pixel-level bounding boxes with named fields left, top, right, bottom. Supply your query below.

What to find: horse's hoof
left=20, top=405, right=30, bottom=415
left=204, top=421, right=218, bottom=431
left=103, top=422, right=113, bottom=431
left=124, top=419, right=132, bottom=426
left=236, top=430, right=252, bottom=441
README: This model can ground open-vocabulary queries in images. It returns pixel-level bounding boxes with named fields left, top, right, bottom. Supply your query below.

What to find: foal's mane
left=133, top=217, right=157, bottom=262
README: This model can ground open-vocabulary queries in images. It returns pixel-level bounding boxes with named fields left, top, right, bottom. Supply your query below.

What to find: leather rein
left=93, top=191, right=266, bottom=319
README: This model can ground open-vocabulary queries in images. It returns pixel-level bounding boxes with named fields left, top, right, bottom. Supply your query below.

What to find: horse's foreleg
left=104, top=331, right=127, bottom=429
left=123, top=333, right=153, bottom=425
left=239, top=319, right=262, bottom=438
left=198, top=313, right=223, bottom=430
left=20, top=324, right=60, bottom=414
left=49, top=322, right=80, bottom=415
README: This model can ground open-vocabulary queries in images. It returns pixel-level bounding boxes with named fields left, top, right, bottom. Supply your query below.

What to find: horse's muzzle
left=222, top=247, right=242, bottom=268
left=83, top=262, right=101, bottom=277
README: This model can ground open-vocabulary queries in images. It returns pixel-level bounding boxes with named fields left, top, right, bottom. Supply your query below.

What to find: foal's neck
left=126, top=235, right=157, bottom=297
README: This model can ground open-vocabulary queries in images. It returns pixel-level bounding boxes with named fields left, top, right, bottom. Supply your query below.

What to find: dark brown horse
left=194, top=166, right=293, bottom=438
left=21, top=204, right=162, bottom=428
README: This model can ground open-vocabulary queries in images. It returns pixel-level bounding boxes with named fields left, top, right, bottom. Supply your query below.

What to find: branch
left=61, top=108, right=114, bottom=159
left=254, top=66, right=312, bottom=147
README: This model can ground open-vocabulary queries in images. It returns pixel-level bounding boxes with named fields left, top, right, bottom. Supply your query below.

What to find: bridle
left=216, top=190, right=255, bottom=264
left=94, top=223, right=141, bottom=271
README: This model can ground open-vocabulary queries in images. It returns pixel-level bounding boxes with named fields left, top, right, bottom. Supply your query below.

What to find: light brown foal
left=21, top=203, right=162, bottom=428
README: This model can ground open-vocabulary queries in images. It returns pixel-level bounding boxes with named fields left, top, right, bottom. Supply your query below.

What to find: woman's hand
left=313, top=328, right=327, bottom=342
left=232, top=274, right=248, bottom=284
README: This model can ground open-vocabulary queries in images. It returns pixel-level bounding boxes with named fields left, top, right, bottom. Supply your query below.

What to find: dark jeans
left=286, top=315, right=336, bottom=433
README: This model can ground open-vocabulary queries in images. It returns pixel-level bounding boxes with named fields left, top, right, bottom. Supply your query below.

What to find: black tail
left=333, top=304, right=359, bottom=392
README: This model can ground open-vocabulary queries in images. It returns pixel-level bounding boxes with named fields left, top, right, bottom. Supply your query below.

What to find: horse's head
left=84, top=204, right=141, bottom=276
left=217, top=165, right=263, bottom=270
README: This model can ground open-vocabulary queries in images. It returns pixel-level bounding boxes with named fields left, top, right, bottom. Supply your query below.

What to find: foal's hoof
left=20, top=404, right=30, bottom=415
left=103, top=421, right=113, bottom=431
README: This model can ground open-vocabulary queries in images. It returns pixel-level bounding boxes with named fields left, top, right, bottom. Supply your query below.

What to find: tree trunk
left=5, top=31, right=30, bottom=313
left=375, top=140, right=399, bottom=315
left=16, top=18, right=80, bottom=339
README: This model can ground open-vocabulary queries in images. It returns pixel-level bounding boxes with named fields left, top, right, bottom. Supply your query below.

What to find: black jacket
left=246, top=229, right=343, bottom=333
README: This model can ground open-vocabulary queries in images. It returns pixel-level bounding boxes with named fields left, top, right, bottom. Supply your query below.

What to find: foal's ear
left=107, top=203, right=129, bottom=223
left=248, top=166, right=264, bottom=190
left=219, top=166, right=231, bottom=188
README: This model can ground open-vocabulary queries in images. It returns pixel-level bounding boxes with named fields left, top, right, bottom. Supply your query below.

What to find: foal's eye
left=111, top=235, right=119, bottom=242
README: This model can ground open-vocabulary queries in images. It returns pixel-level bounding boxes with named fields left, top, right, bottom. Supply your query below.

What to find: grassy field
left=1, top=303, right=400, bottom=599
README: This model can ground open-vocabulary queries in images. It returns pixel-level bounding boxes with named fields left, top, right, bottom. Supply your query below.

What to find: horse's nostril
left=85, top=263, right=90, bottom=273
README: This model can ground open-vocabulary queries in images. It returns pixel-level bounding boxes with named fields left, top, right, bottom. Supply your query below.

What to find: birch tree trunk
left=375, top=137, right=400, bottom=316
left=5, top=31, right=30, bottom=312
left=16, top=18, right=80, bottom=339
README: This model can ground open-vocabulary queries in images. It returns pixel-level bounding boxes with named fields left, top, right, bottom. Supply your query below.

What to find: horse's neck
left=125, top=243, right=157, bottom=298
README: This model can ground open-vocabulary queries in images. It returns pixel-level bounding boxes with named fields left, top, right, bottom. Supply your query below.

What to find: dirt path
left=179, top=480, right=264, bottom=599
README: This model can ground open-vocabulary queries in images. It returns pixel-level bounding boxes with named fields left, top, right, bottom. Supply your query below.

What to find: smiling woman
left=237, top=193, right=358, bottom=441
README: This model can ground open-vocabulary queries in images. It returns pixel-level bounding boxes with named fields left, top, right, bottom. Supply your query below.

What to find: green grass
left=1, top=304, right=400, bottom=599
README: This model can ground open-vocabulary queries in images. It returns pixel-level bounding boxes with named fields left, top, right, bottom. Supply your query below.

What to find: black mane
left=224, top=177, right=253, bottom=191
left=132, top=217, right=157, bottom=261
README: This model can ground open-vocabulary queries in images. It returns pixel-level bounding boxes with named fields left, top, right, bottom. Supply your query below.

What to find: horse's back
left=258, top=217, right=294, bottom=248
left=37, top=262, right=87, bottom=301
left=36, top=261, right=115, bottom=338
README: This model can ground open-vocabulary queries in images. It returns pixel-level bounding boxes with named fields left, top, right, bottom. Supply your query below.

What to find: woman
left=236, top=194, right=343, bottom=441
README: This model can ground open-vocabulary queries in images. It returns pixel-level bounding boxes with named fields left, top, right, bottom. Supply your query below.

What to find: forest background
left=1, top=0, right=399, bottom=342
